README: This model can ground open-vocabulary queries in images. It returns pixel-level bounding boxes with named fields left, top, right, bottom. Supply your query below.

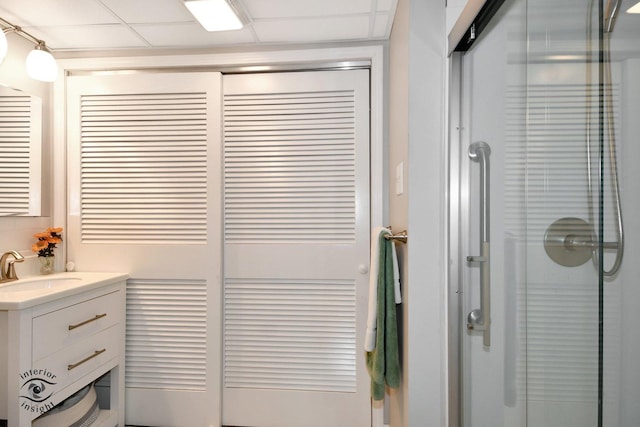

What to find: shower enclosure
left=448, top=0, right=640, bottom=425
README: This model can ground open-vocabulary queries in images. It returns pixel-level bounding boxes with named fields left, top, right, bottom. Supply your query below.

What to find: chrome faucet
left=0, top=251, right=25, bottom=283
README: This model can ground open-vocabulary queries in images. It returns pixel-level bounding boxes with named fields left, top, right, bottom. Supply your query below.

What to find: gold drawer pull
left=67, top=349, right=106, bottom=371
left=68, top=313, right=107, bottom=330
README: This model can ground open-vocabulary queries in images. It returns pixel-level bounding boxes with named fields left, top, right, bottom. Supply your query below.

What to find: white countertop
left=0, top=272, right=129, bottom=310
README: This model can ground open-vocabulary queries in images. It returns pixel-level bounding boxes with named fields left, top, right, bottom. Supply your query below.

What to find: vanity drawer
left=32, top=290, right=121, bottom=362
left=32, top=324, right=120, bottom=393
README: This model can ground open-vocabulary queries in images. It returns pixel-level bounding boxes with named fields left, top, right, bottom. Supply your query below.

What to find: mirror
left=0, top=84, right=42, bottom=216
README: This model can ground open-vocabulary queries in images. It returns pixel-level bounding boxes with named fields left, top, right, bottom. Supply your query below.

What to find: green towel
left=366, top=232, right=400, bottom=400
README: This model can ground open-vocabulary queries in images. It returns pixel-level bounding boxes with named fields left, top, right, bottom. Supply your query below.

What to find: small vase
left=39, top=256, right=55, bottom=275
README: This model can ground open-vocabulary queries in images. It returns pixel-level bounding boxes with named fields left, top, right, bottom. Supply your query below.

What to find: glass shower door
left=449, top=0, right=638, bottom=425
left=521, top=0, right=640, bottom=424
left=452, top=0, right=530, bottom=425
left=524, top=0, right=604, bottom=424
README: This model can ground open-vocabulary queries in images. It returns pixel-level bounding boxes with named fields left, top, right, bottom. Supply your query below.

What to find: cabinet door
left=222, top=69, right=371, bottom=427
left=66, top=72, right=222, bottom=427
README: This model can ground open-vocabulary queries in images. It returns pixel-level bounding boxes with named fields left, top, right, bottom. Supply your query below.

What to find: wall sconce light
left=0, top=17, right=58, bottom=82
left=26, top=42, right=57, bottom=82
left=0, top=30, right=8, bottom=62
left=184, top=0, right=250, bottom=31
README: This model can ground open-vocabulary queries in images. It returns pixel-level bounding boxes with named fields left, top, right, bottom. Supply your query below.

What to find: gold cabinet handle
left=67, top=349, right=106, bottom=371
left=68, top=313, right=107, bottom=330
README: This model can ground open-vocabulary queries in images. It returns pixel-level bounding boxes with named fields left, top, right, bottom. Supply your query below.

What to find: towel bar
left=384, top=230, right=407, bottom=244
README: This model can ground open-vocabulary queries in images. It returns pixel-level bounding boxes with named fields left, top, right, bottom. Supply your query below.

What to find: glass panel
left=602, top=1, right=639, bottom=425
left=456, top=0, right=640, bottom=425
left=525, top=0, right=602, bottom=425
left=457, top=0, right=527, bottom=426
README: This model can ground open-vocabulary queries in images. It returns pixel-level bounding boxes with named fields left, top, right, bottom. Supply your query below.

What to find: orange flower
left=32, top=241, right=48, bottom=252
left=32, top=227, right=63, bottom=257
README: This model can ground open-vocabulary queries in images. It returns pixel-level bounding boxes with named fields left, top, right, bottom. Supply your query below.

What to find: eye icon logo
left=21, top=378, right=54, bottom=403
left=19, top=369, right=58, bottom=413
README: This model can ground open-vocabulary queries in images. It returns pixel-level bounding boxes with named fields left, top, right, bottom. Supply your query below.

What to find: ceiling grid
left=0, top=0, right=398, bottom=51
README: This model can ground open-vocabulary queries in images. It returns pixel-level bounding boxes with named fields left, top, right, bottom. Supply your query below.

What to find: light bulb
left=26, top=45, right=57, bottom=82
left=0, top=31, right=8, bottom=64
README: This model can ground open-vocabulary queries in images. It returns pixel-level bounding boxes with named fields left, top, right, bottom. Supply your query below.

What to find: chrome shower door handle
left=467, top=141, right=491, bottom=347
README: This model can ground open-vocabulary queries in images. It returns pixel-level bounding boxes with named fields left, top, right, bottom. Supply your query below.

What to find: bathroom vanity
left=0, top=272, right=127, bottom=427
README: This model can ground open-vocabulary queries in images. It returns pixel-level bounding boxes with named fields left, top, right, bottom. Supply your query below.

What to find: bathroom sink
left=0, top=276, right=82, bottom=293
left=0, top=272, right=129, bottom=310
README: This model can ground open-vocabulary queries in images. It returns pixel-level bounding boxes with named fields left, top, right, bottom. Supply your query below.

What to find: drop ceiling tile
left=243, top=0, right=373, bottom=19
left=99, top=0, right=195, bottom=24
left=376, top=0, right=397, bottom=12
left=0, top=0, right=118, bottom=26
left=26, top=25, right=148, bottom=50
left=373, top=12, right=392, bottom=38
left=132, top=22, right=255, bottom=47
left=253, top=16, right=370, bottom=43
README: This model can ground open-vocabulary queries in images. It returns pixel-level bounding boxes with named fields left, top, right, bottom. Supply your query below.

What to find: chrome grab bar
left=467, top=141, right=491, bottom=347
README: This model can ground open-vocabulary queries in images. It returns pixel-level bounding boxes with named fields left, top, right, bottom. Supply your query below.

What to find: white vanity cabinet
left=0, top=273, right=127, bottom=427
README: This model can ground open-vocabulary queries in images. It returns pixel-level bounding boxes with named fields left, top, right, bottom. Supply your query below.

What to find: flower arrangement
left=32, top=227, right=63, bottom=258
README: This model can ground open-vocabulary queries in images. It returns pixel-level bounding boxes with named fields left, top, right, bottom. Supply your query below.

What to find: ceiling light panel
left=627, top=1, right=640, bottom=13
left=184, top=0, right=243, bottom=31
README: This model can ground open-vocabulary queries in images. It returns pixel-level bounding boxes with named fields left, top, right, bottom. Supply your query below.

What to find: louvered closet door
left=222, top=70, right=371, bottom=427
left=66, top=72, right=222, bottom=427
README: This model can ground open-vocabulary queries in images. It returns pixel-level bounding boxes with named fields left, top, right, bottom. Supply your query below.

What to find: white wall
left=0, top=32, right=53, bottom=277
left=388, top=0, right=409, bottom=423
left=446, top=0, right=468, bottom=36
left=389, top=0, right=447, bottom=425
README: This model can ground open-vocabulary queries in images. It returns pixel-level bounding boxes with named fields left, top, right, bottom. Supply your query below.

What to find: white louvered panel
left=224, top=278, right=356, bottom=392
left=80, top=93, right=208, bottom=243
left=0, top=94, right=32, bottom=214
left=126, top=279, right=207, bottom=391
left=224, top=90, right=357, bottom=243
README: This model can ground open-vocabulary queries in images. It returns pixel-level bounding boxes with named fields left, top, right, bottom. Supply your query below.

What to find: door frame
left=52, top=45, right=386, bottom=427
left=447, top=51, right=464, bottom=427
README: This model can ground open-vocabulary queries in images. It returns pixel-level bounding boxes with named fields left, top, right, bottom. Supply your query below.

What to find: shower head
left=604, top=0, right=622, bottom=32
